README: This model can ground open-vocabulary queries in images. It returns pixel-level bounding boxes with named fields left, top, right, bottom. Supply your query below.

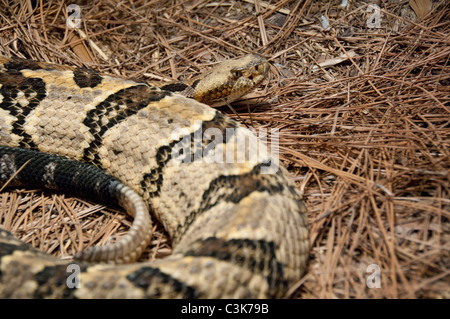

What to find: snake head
left=193, top=54, right=269, bottom=107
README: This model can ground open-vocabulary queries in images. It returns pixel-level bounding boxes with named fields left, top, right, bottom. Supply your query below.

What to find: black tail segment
left=0, top=146, right=152, bottom=264
left=0, top=146, right=119, bottom=205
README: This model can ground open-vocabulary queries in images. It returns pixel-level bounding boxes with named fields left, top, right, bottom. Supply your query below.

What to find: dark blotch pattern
left=160, top=82, right=189, bottom=93
left=185, top=237, right=287, bottom=296
left=33, top=265, right=78, bottom=298
left=0, top=68, right=47, bottom=149
left=140, top=144, right=175, bottom=198
left=191, top=79, right=201, bottom=89
left=73, top=67, right=103, bottom=88
left=3, top=58, right=51, bottom=72
left=127, top=266, right=198, bottom=298
left=174, top=161, right=301, bottom=241
left=82, top=85, right=170, bottom=166
left=0, top=229, right=78, bottom=298
left=140, top=112, right=238, bottom=199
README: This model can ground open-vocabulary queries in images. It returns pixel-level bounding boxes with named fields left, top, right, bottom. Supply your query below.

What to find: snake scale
left=0, top=54, right=309, bottom=298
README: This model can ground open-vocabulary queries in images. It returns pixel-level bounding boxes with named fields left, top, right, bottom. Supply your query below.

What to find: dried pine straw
left=0, top=0, right=448, bottom=298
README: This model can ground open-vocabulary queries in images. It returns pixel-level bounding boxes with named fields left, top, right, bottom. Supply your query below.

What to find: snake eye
left=231, top=69, right=242, bottom=78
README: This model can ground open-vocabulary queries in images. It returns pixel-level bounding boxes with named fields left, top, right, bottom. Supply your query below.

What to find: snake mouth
left=232, top=55, right=269, bottom=84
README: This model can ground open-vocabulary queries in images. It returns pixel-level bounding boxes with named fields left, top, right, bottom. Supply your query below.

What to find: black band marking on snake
left=82, top=85, right=170, bottom=166
left=126, top=266, right=198, bottom=298
left=0, top=69, right=46, bottom=149
left=140, top=112, right=238, bottom=199
left=73, top=68, right=104, bottom=89
left=185, top=237, right=287, bottom=295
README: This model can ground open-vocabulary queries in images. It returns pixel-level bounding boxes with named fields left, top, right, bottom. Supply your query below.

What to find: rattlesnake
left=0, top=54, right=309, bottom=298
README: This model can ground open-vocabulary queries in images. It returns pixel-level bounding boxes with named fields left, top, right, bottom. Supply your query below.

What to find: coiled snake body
left=0, top=54, right=309, bottom=298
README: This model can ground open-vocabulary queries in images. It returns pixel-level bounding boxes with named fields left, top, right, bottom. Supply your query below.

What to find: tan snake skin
left=0, top=54, right=309, bottom=298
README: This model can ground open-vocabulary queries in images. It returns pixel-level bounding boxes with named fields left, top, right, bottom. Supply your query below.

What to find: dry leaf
left=409, top=0, right=432, bottom=18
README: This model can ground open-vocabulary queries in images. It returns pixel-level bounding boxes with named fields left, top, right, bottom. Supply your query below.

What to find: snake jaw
left=193, top=54, right=269, bottom=107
